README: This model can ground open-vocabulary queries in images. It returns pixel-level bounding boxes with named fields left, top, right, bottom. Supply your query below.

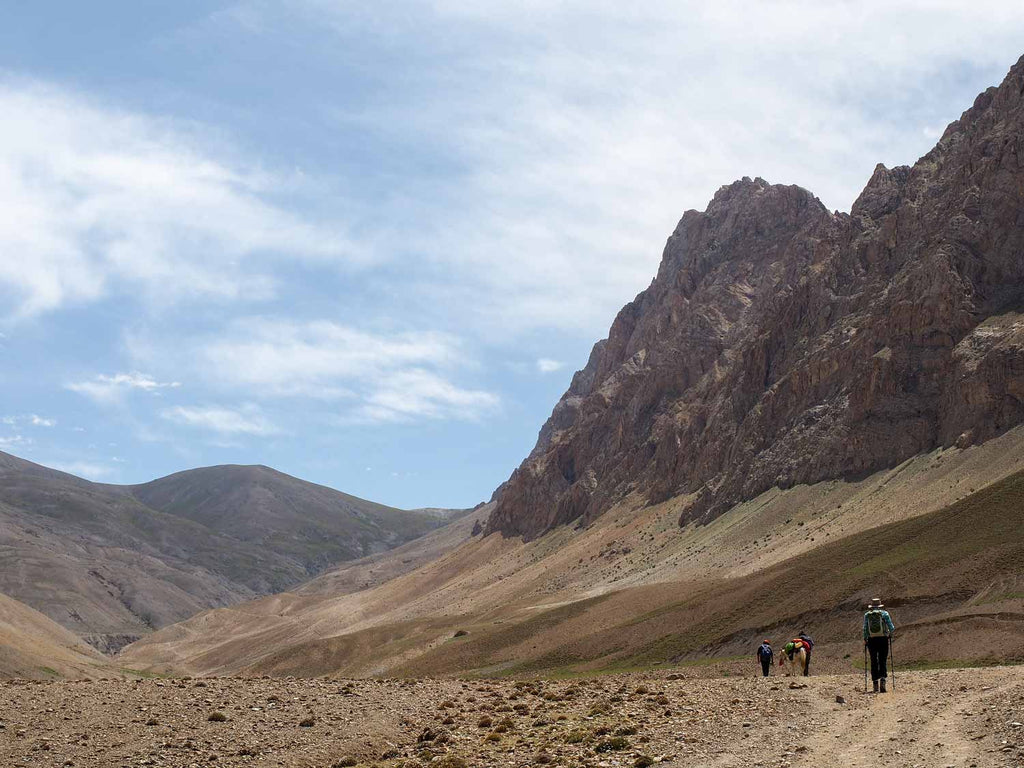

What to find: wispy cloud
left=196, top=319, right=461, bottom=398
left=131, top=318, right=499, bottom=425
left=352, top=368, right=499, bottom=424
left=2, top=414, right=57, bottom=427
left=47, top=460, right=115, bottom=480
left=0, top=79, right=358, bottom=320
left=160, top=404, right=279, bottom=435
left=536, top=358, right=564, bottom=374
left=66, top=372, right=181, bottom=404
left=253, top=0, right=1024, bottom=337
left=0, top=435, right=29, bottom=449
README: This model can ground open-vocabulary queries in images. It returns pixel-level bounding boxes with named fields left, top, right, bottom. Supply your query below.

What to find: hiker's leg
left=878, top=638, right=889, bottom=681
left=803, top=650, right=810, bottom=676
left=868, top=640, right=881, bottom=681
left=761, top=659, right=770, bottom=677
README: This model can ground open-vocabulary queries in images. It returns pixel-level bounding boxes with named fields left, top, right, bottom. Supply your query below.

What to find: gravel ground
left=0, top=666, right=1021, bottom=767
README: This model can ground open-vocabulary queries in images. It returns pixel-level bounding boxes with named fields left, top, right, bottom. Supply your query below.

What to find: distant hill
left=0, top=451, right=452, bottom=652
left=128, top=464, right=451, bottom=574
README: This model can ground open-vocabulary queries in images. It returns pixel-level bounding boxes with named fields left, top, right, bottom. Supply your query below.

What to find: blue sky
left=2, top=2, right=1023, bottom=508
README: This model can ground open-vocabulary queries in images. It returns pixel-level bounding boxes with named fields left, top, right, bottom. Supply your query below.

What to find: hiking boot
left=879, top=678, right=887, bottom=693
left=872, top=680, right=879, bottom=693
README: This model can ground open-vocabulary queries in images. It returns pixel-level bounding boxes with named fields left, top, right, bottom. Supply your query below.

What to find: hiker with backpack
left=863, top=598, right=895, bottom=693
left=756, top=639, right=773, bottom=677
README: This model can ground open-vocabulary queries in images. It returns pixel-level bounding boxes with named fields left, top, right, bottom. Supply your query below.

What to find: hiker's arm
left=862, top=614, right=868, bottom=642
left=885, top=612, right=895, bottom=636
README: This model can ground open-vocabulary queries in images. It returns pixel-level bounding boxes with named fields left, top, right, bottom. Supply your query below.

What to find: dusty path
left=802, top=667, right=1024, bottom=768
left=0, top=667, right=1020, bottom=767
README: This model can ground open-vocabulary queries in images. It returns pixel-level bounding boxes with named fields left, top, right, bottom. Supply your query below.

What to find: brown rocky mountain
left=0, top=451, right=451, bottom=651
left=114, top=55, right=1024, bottom=683
left=489, top=54, right=1024, bottom=539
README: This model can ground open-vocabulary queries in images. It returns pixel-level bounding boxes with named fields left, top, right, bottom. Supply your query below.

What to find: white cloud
left=352, top=368, right=499, bottom=424
left=160, top=404, right=279, bottom=435
left=0, top=80, right=358, bottom=320
left=46, top=460, right=115, bottom=480
left=280, top=0, right=1024, bottom=337
left=536, top=358, right=564, bottom=374
left=66, top=371, right=181, bottom=404
left=132, top=318, right=499, bottom=425
left=195, top=319, right=462, bottom=398
left=2, top=414, right=57, bottom=427
left=0, top=435, right=29, bottom=449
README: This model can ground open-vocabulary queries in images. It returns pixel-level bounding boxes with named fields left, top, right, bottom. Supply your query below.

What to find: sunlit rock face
left=489, top=55, right=1024, bottom=539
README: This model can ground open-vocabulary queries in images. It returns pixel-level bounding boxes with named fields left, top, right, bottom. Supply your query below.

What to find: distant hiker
left=780, top=635, right=811, bottom=676
left=863, top=598, right=895, bottom=693
left=757, top=639, right=773, bottom=677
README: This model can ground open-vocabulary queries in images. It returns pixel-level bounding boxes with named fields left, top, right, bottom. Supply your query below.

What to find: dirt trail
left=802, top=667, right=1024, bottom=768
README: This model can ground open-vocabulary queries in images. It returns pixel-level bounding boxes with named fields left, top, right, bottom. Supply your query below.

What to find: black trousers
left=803, top=649, right=811, bottom=676
left=760, top=658, right=771, bottom=677
left=867, top=636, right=889, bottom=681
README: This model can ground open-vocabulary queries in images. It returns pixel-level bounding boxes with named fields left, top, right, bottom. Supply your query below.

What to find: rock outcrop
left=488, top=55, right=1024, bottom=539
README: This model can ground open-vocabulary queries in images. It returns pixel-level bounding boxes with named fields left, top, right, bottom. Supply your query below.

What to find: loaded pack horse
left=779, top=638, right=811, bottom=676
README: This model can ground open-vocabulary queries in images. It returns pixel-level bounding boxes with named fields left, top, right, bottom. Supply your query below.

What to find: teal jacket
left=863, top=609, right=895, bottom=641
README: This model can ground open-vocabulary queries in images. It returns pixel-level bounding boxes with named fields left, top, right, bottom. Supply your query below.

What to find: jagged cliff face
left=488, top=55, right=1024, bottom=540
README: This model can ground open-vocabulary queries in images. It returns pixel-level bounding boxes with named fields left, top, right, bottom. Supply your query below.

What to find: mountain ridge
left=488, top=53, right=1024, bottom=540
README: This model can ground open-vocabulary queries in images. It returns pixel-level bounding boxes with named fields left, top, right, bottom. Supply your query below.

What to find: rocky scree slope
left=489, top=54, right=1024, bottom=539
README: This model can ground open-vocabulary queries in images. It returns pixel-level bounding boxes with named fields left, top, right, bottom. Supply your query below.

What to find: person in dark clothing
left=797, top=631, right=814, bottom=677
left=756, top=639, right=773, bottom=677
left=863, top=598, right=895, bottom=692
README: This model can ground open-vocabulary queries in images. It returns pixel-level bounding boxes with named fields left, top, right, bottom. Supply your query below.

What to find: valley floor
left=0, top=666, right=1021, bottom=768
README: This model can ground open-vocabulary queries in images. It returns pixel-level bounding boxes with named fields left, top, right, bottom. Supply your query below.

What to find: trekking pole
left=889, top=636, right=895, bottom=691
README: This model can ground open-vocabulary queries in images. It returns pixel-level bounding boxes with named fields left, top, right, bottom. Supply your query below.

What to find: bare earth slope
left=0, top=591, right=114, bottom=679
left=121, top=426, right=1024, bottom=679
left=0, top=452, right=448, bottom=651
left=489, top=54, right=1024, bottom=539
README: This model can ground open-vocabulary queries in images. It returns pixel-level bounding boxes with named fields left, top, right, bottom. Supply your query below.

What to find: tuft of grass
left=595, top=736, right=630, bottom=752
left=332, top=758, right=358, bottom=767
left=207, top=711, right=228, bottom=722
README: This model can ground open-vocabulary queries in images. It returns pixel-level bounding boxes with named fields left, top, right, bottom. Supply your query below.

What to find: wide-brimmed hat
left=867, top=597, right=884, bottom=608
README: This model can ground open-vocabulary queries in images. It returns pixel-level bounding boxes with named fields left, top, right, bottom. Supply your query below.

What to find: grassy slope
left=121, top=432, right=1024, bottom=679
left=394, top=467, right=1024, bottom=677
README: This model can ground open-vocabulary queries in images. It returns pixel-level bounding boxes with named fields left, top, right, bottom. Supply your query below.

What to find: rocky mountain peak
left=488, top=54, right=1024, bottom=540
